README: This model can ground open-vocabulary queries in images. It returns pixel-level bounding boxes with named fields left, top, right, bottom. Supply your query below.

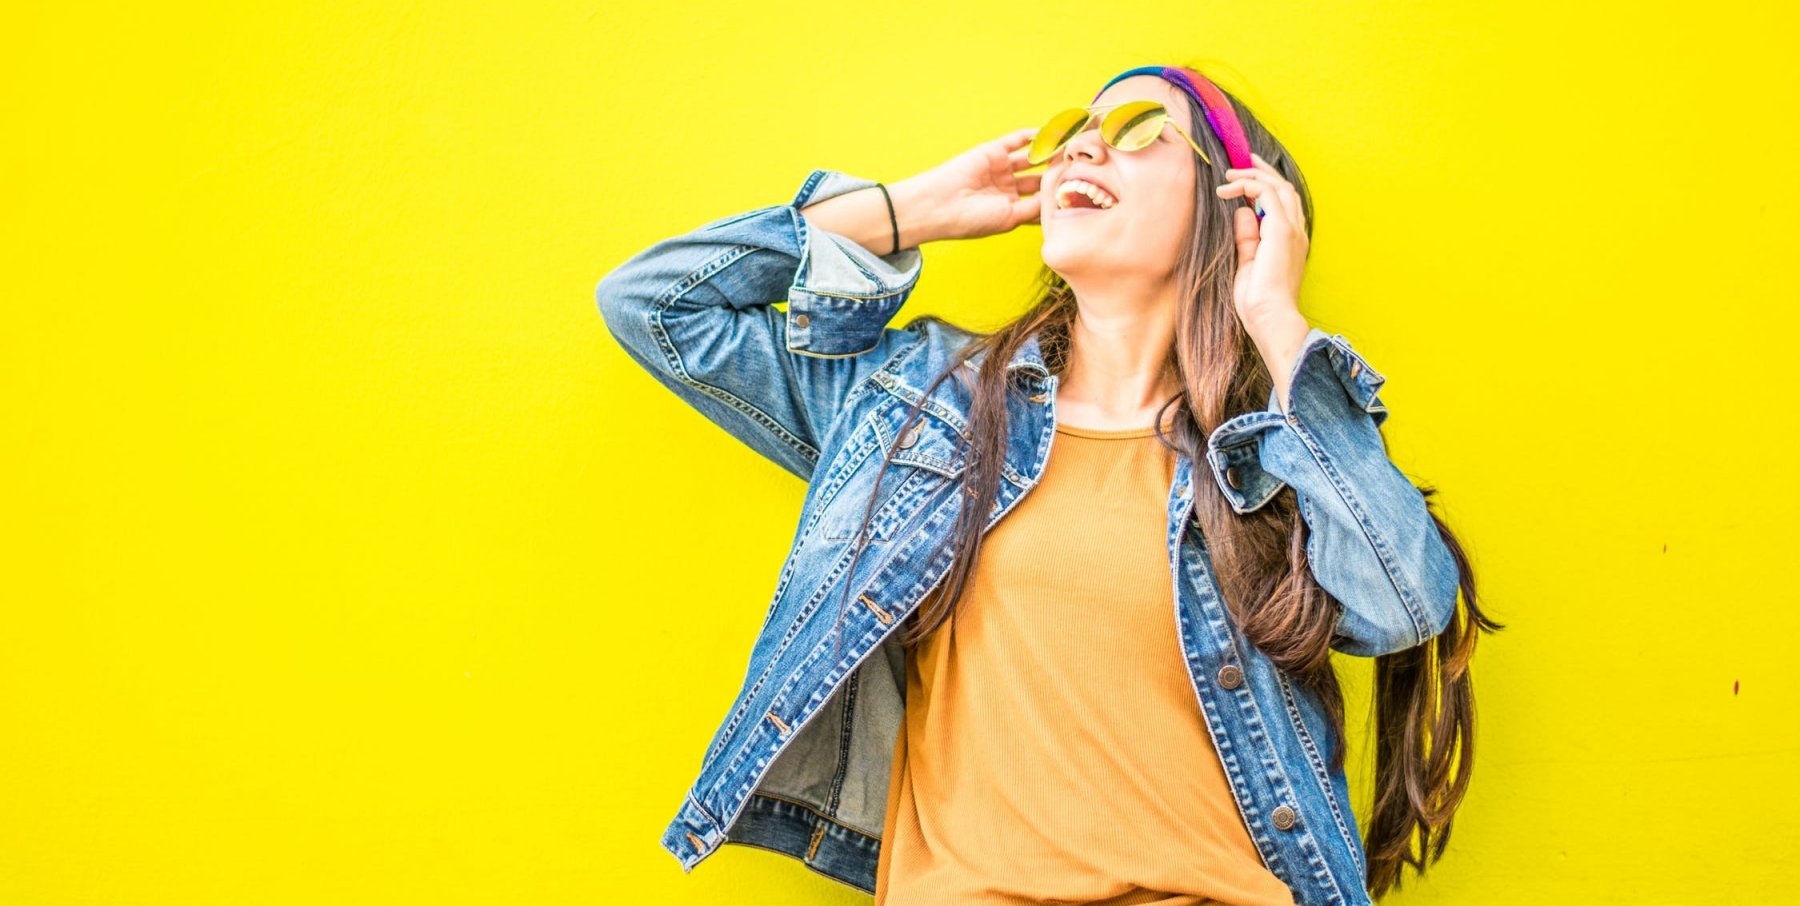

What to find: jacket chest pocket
left=821, top=400, right=968, bottom=543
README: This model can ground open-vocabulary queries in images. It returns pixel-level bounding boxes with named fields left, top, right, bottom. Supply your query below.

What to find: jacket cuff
left=781, top=169, right=925, bottom=357
left=1203, top=329, right=1391, bottom=513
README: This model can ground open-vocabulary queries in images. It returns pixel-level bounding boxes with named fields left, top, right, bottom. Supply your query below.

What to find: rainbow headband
left=1091, top=65, right=1254, bottom=171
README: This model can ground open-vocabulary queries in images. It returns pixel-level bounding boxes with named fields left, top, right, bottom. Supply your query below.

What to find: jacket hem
left=661, top=790, right=880, bottom=892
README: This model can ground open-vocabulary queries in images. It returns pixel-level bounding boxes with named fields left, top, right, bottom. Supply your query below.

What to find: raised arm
left=596, top=169, right=936, bottom=481
left=1203, top=332, right=1461, bottom=657
left=597, top=129, right=1048, bottom=482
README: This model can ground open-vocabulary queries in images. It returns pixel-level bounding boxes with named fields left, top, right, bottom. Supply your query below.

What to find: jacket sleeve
left=596, top=169, right=928, bottom=482
left=1202, top=330, right=1460, bottom=657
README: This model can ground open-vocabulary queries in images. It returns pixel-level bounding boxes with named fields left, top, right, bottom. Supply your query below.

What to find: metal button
left=1272, top=805, right=1297, bottom=830
left=1217, top=664, right=1243, bottom=689
left=898, top=424, right=920, bottom=448
left=1028, top=392, right=1048, bottom=403
left=793, top=313, right=810, bottom=329
left=1349, top=360, right=1361, bottom=379
left=1224, top=465, right=1243, bottom=490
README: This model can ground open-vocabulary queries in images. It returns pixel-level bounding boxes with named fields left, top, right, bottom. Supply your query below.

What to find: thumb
left=1015, top=194, right=1041, bottom=226
left=1232, top=205, right=1260, bottom=267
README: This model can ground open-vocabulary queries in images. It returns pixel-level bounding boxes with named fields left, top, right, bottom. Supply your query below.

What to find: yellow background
left=5, top=1, right=1796, bottom=902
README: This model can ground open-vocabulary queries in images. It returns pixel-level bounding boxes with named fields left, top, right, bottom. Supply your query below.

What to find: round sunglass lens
left=1103, top=101, right=1169, bottom=152
left=1029, top=107, right=1093, bottom=164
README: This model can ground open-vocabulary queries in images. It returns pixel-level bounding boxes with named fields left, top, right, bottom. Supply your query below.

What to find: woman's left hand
left=1215, top=153, right=1313, bottom=413
left=1214, top=153, right=1309, bottom=330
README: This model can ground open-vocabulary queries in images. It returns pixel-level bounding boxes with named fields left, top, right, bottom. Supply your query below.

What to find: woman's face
left=1039, top=75, right=1202, bottom=287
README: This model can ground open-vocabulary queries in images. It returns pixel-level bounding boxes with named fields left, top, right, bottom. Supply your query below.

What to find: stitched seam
left=686, top=790, right=721, bottom=828
left=796, top=286, right=912, bottom=302
left=710, top=493, right=967, bottom=841
left=749, top=791, right=885, bottom=842
left=647, top=243, right=821, bottom=468
left=1280, top=373, right=1429, bottom=645
left=703, top=538, right=871, bottom=766
left=718, top=837, right=876, bottom=894
left=823, top=671, right=859, bottom=819
left=1275, top=670, right=1363, bottom=875
left=1173, top=547, right=1346, bottom=906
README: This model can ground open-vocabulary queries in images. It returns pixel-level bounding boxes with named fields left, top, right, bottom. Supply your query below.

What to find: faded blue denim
left=596, top=168, right=1460, bottom=905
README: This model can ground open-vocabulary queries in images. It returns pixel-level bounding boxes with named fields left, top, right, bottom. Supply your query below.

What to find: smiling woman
left=597, top=61, right=1502, bottom=906
left=1053, top=177, right=1117, bottom=210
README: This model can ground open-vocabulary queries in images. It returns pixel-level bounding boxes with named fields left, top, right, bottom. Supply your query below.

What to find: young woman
left=598, top=63, right=1502, bottom=906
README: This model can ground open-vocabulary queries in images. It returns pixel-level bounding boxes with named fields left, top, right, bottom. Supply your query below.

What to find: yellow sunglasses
left=1027, top=99, right=1213, bottom=167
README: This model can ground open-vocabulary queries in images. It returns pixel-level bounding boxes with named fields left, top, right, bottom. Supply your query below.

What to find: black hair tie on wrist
left=875, top=182, right=899, bottom=256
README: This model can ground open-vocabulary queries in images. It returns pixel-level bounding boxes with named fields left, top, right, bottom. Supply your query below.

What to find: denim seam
left=1280, top=344, right=1429, bottom=647
left=824, top=668, right=857, bottom=817
left=719, top=836, right=873, bottom=894
left=702, top=538, right=869, bottom=767
left=1175, top=533, right=1293, bottom=883
left=687, top=790, right=722, bottom=830
left=1206, top=413, right=1287, bottom=512
left=647, top=243, right=822, bottom=469
left=713, top=501, right=963, bottom=848
left=1189, top=572, right=1346, bottom=901
left=824, top=468, right=934, bottom=544
left=1275, top=668, right=1364, bottom=876
left=750, top=790, right=882, bottom=842
left=811, top=406, right=894, bottom=523
left=788, top=205, right=915, bottom=312
left=1283, top=417, right=1429, bottom=647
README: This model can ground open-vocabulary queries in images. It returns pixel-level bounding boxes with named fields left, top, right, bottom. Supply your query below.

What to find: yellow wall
left=5, top=1, right=1795, bottom=902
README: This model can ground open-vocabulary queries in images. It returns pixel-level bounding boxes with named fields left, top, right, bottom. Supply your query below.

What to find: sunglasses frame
left=1028, top=100, right=1213, bottom=167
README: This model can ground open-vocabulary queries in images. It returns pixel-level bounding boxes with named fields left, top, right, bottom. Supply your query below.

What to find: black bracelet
left=875, top=182, right=899, bottom=256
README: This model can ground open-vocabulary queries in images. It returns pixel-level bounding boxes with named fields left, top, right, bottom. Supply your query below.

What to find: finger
left=1275, top=183, right=1303, bottom=230
left=1238, top=154, right=1302, bottom=226
left=1226, top=155, right=1282, bottom=179
left=1216, top=177, right=1283, bottom=227
left=1010, top=145, right=1054, bottom=176
left=1015, top=193, right=1041, bottom=225
left=1232, top=204, right=1259, bottom=267
left=1016, top=170, right=1043, bottom=196
left=1003, top=127, right=1038, bottom=147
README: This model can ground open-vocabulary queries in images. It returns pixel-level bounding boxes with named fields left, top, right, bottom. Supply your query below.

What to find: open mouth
left=1054, top=178, right=1119, bottom=211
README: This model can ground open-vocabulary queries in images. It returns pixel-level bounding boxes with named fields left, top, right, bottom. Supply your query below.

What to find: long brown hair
left=827, top=67, right=1504, bottom=899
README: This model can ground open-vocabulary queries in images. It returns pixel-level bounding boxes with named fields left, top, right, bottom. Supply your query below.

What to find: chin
left=1039, top=245, right=1096, bottom=277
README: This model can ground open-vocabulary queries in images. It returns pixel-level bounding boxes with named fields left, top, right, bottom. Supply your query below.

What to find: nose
left=1060, top=118, right=1107, bottom=164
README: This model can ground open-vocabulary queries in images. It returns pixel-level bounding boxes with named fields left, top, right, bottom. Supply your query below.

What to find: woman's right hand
left=892, top=128, right=1045, bottom=243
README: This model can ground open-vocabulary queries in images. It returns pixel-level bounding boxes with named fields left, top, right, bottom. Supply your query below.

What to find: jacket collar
left=962, top=327, right=1053, bottom=380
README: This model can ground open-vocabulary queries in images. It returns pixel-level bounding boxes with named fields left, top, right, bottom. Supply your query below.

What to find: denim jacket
left=596, top=169, right=1460, bottom=906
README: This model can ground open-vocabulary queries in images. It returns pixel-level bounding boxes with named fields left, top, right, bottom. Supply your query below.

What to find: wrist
left=1241, top=302, right=1306, bottom=343
left=887, top=175, right=951, bottom=248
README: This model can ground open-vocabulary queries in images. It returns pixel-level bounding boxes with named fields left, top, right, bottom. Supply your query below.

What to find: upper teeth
left=1056, top=179, right=1117, bottom=210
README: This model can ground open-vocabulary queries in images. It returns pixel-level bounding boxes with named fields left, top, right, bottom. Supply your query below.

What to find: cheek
left=1131, top=188, right=1194, bottom=238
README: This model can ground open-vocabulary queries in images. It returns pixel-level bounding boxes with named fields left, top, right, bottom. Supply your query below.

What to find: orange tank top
left=873, top=419, right=1299, bottom=906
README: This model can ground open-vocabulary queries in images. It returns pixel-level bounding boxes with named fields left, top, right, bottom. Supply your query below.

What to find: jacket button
left=1272, top=805, right=1298, bottom=830
left=898, top=425, right=920, bottom=448
left=1349, top=360, right=1362, bottom=379
left=1224, top=465, right=1243, bottom=490
left=1217, top=664, right=1243, bottom=689
left=793, top=313, right=810, bottom=329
